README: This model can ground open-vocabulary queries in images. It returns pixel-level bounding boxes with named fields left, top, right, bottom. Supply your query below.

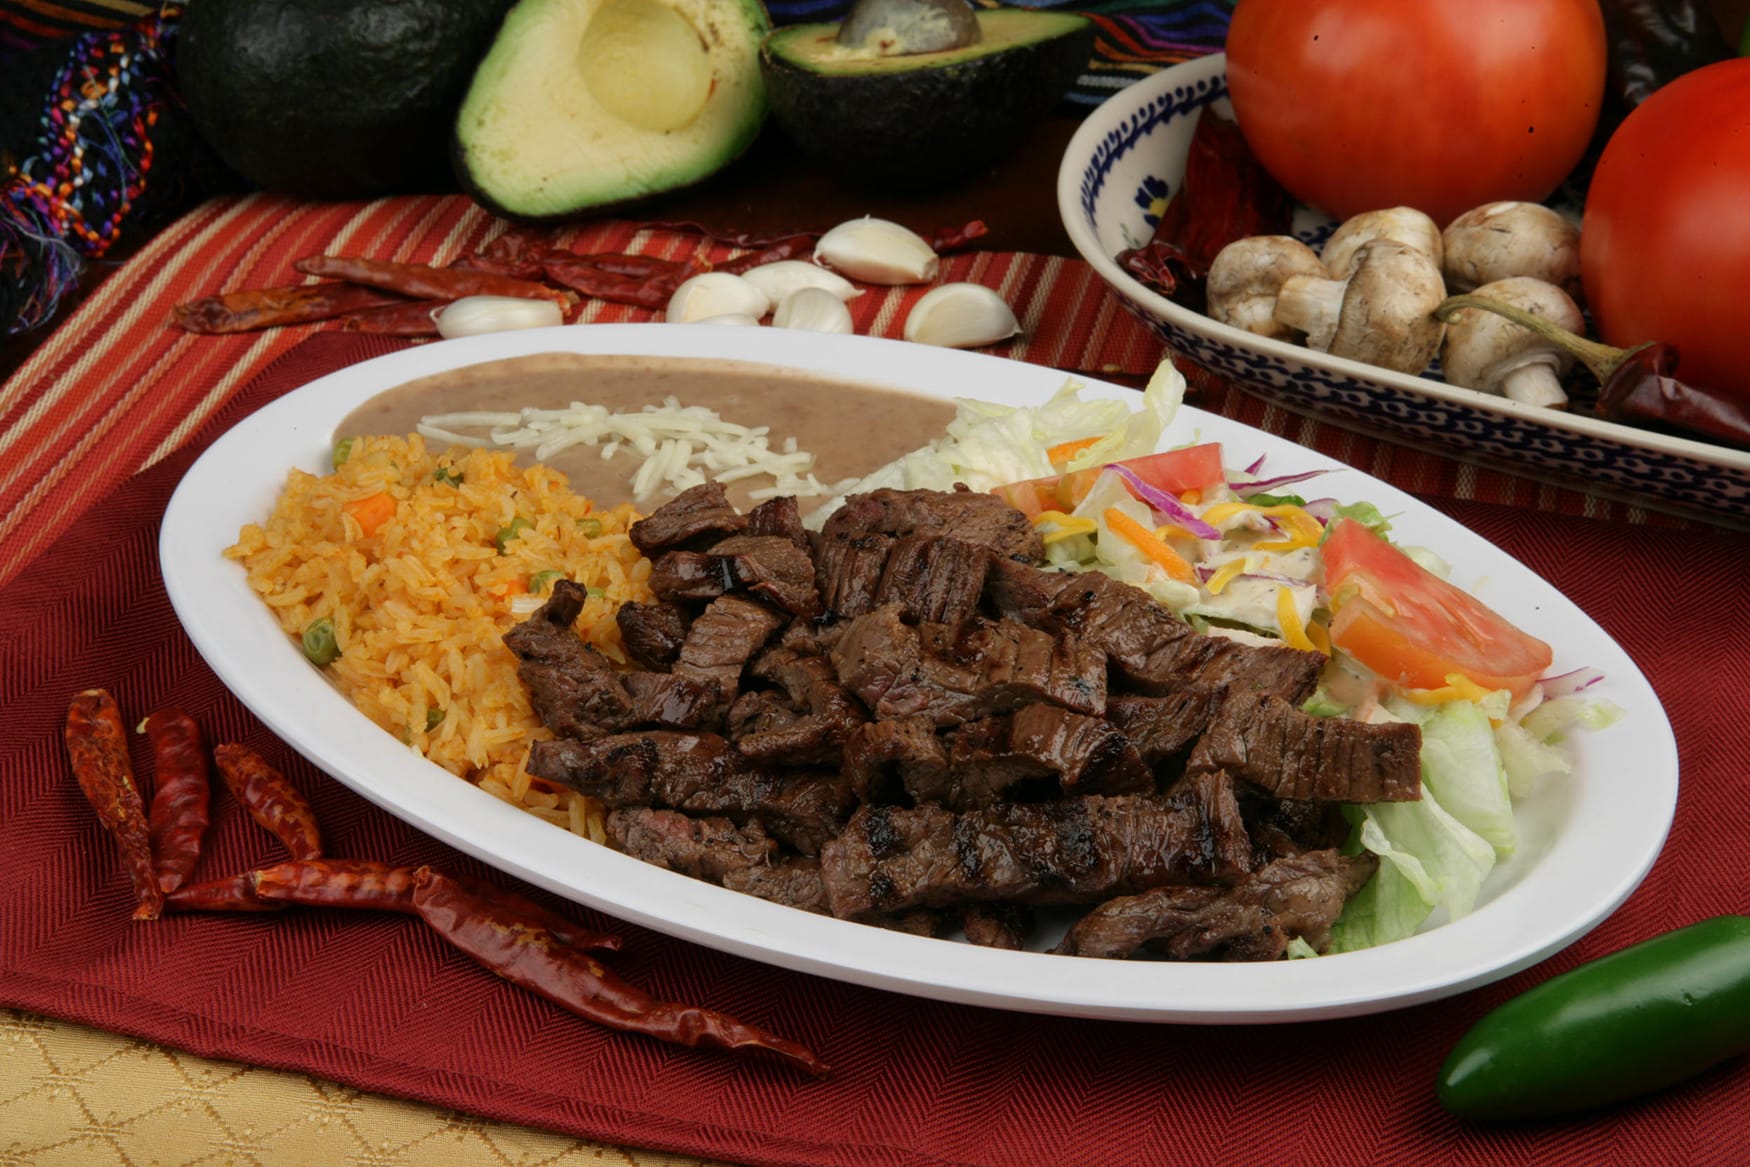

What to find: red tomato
left=1581, top=58, right=1750, bottom=407
left=992, top=443, right=1225, bottom=515
left=1321, top=519, right=1552, bottom=698
left=1224, top=0, right=1607, bottom=226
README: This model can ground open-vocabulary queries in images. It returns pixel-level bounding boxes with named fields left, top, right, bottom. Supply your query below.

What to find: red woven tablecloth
left=2, top=198, right=1748, bottom=1166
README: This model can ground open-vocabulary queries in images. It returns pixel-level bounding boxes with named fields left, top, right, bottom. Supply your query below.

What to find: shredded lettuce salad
left=816, top=361, right=1622, bottom=954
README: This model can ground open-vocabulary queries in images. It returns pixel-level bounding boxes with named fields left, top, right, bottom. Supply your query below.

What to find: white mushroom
left=1205, top=236, right=1326, bottom=341
left=1441, top=201, right=1582, bottom=296
left=1320, top=206, right=1444, bottom=278
left=1274, top=239, right=1446, bottom=374
left=1438, top=276, right=1585, bottom=408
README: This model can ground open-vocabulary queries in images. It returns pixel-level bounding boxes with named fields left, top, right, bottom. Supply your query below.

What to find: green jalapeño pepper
left=1438, top=916, right=1750, bottom=1120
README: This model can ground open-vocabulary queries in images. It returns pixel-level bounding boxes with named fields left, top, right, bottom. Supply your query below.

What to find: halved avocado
left=454, top=0, right=770, bottom=220
left=760, top=6, right=1094, bottom=191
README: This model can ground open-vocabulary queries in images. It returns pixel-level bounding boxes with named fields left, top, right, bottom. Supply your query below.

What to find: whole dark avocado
left=760, top=3, right=1094, bottom=191
left=177, top=0, right=511, bottom=199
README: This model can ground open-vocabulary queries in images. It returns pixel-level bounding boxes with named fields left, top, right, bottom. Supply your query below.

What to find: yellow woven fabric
left=1, top=1009, right=739, bottom=1166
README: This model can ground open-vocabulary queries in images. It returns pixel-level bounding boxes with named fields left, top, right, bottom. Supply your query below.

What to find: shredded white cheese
left=417, top=396, right=858, bottom=505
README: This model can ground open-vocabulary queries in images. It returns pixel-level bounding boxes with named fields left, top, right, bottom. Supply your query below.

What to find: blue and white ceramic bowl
left=1057, top=53, right=1750, bottom=525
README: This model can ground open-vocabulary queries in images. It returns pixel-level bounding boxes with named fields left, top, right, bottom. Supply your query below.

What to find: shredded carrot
left=1104, top=507, right=1196, bottom=582
left=342, top=491, right=396, bottom=537
left=1180, top=488, right=1202, bottom=506
left=1275, top=586, right=1317, bottom=651
left=1046, top=435, right=1103, bottom=465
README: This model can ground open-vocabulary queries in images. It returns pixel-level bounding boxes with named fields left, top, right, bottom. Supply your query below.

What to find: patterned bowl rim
left=1055, top=52, right=1750, bottom=475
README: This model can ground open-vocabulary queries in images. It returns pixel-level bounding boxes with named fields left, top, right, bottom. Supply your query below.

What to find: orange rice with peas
left=224, top=433, right=651, bottom=837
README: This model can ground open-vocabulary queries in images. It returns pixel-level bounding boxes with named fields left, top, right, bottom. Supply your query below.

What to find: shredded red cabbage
left=1230, top=469, right=1326, bottom=498
left=1106, top=464, right=1222, bottom=539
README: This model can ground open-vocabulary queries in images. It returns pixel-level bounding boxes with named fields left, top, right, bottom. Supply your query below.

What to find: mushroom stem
left=1434, top=294, right=1654, bottom=387
left=1500, top=364, right=1569, bottom=409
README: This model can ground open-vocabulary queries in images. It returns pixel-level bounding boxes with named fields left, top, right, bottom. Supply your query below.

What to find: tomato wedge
left=1322, top=519, right=1552, bottom=698
left=992, top=443, right=1225, bottom=517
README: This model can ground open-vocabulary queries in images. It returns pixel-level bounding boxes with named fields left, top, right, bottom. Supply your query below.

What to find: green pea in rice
left=226, top=434, right=652, bottom=837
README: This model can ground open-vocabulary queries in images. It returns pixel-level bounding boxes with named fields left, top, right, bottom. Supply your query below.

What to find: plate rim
left=159, top=323, right=1679, bottom=1024
left=1054, top=51, right=1750, bottom=476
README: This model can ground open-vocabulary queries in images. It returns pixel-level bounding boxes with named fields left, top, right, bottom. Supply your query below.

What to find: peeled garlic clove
left=902, top=282, right=1020, bottom=348
left=694, top=312, right=763, bottom=327
left=435, top=295, right=563, bottom=338
left=741, top=259, right=862, bottom=304
left=814, top=217, right=939, bottom=285
left=772, top=286, right=855, bottom=334
left=666, top=272, right=772, bottom=323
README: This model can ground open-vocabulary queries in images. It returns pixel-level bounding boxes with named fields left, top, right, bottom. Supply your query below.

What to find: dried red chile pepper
left=212, top=743, right=324, bottom=861
left=64, top=689, right=163, bottom=919
left=170, top=283, right=406, bottom=334
left=1116, top=108, right=1294, bottom=308
left=293, top=255, right=572, bottom=307
left=143, top=706, right=209, bottom=895
left=411, top=867, right=828, bottom=1076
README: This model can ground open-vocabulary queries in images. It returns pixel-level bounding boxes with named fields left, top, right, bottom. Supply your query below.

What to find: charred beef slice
left=620, top=671, right=722, bottom=730
left=1105, top=689, right=1224, bottom=764
left=527, top=730, right=853, bottom=854
left=708, top=533, right=822, bottom=618
left=1188, top=692, right=1422, bottom=803
left=818, top=487, right=1044, bottom=562
left=984, top=559, right=1323, bottom=703
left=872, top=534, right=990, bottom=625
left=614, top=601, right=692, bottom=671
left=605, top=807, right=777, bottom=880
left=672, top=594, right=788, bottom=706
left=930, top=705, right=1152, bottom=810
left=830, top=604, right=1106, bottom=727
left=814, top=531, right=895, bottom=622
left=722, top=857, right=831, bottom=913
left=746, top=494, right=809, bottom=549
left=841, top=716, right=950, bottom=805
left=1053, top=848, right=1379, bottom=960
left=628, top=481, right=746, bottom=554
left=503, top=579, right=635, bottom=739
left=816, top=782, right=1252, bottom=919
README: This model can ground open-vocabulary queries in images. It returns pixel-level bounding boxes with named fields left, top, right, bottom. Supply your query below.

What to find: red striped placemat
left=0, top=193, right=1676, bottom=586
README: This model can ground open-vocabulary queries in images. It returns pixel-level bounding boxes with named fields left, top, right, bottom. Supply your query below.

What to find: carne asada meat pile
left=509, top=483, right=1416, bottom=961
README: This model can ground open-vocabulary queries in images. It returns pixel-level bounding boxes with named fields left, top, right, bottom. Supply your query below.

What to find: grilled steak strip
left=1104, top=690, right=1224, bottom=765
left=984, top=559, right=1323, bottom=703
left=628, top=481, right=746, bottom=555
left=873, top=534, right=990, bottom=626
left=817, top=783, right=1252, bottom=919
left=673, top=594, right=788, bottom=707
left=722, top=857, right=831, bottom=913
left=1052, top=849, right=1379, bottom=960
left=818, top=486, right=1043, bottom=562
left=830, top=605, right=1106, bottom=727
left=1188, top=693, right=1423, bottom=803
left=615, top=601, right=691, bottom=671
left=503, top=579, right=635, bottom=740
left=605, top=807, right=777, bottom=881
left=814, top=531, right=894, bottom=622
left=526, top=731, right=854, bottom=854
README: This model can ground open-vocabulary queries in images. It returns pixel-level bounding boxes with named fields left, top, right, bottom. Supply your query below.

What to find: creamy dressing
left=335, top=351, right=957, bottom=512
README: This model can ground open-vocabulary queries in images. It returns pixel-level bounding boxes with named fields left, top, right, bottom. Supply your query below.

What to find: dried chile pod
left=1434, top=293, right=1750, bottom=449
left=65, top=690, right=163, bottom=919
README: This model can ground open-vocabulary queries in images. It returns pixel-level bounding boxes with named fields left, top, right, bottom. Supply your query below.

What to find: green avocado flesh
left=178, top=0, right=510, bottom=198
left=454, top=0, right=770, bottom=220
left=761, top=9, right=1092, bottom=191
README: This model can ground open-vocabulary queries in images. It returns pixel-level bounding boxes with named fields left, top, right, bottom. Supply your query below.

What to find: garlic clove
left=814, top=217, right=939, bottom=285
left=434, top=295, right=564, bottom=338
left=693, top=312, right=764, bottom=327
left=902, top=282, right=1020, bottom=348
left=666, top=272, right=772, bottom=323
left=741, top=259, right=863, bottom=304
left=772, top=286, right=855, bottom=334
